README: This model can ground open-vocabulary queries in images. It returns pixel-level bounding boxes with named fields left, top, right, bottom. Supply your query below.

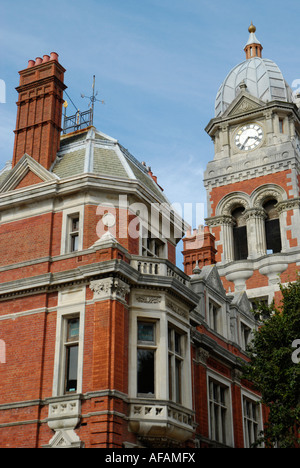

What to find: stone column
left=207, top=215, right=235, bottom=263
left=222, top=216, right=235, bottom=262
left=243, top=208, right=267, bottom=258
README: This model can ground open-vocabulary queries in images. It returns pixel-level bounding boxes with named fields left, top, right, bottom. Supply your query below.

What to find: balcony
left=130, top=256, right=188, bottom=285
left=128, top=400, right=195, bottom=447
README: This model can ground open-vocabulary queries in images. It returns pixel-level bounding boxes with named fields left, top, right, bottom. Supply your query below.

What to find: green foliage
left=242, top=280, right=300, bottom=448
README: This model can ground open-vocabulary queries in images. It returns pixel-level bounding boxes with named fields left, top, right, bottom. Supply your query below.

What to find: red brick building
left=0, top=24, right=295, bottom=449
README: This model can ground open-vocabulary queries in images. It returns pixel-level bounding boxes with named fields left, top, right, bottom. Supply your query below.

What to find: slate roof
left=53, top=126, right=168, bottom=202
left=0, top=126, right=168, bottom=204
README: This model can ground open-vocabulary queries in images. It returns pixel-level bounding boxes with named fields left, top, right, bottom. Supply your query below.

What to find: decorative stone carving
left=166, top=300, right=189, bottom=319
left=129, top=402, right=194, bottom=445
left=243, top=208, right=267, bottom=220
left=252, top=188, right=284, bottom=208
left=276, top=198, right=300, bottom=213
left=197, top=348, right=210, bottom=365
left=206, top=215, right=235, bottom=227
left=136, top=295, right=162, bottom=304
left=45, top=398, right=83, bottom=448
left=90, top=277, right=130, bottom=303
left=219, top=196, right=250, bottom=217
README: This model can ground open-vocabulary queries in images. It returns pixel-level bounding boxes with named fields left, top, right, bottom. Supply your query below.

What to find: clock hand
left=241, top=136, right=249, bottom=149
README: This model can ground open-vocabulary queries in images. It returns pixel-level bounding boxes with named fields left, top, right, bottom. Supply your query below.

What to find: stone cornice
left=276, top=197, right=300, bottom=213
left=0, top=173, right=186, bottom=236
left=205, top=99, right=300, bottom=136
left=191, top=328, right=248, bottom=367
left=204, top=145, right=300, bottom=189
left=0, top=257, right=199, bottom=307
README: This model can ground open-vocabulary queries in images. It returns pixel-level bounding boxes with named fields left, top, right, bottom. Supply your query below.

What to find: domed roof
left=214, top=26, right=294, bottom=117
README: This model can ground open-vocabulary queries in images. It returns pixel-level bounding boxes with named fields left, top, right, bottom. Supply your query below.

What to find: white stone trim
left=52, top=286, right=86, bottom=397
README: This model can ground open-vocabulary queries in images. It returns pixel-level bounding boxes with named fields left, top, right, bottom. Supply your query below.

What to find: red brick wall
left=84, top=205, right=140, bottom=255
left=14, top=171, right=44, bottom=189
left=0, top=213, right=53, bottom=266
left=92, top=299, right=128, bottom=393
left=0, top=311, right=47, bottom=405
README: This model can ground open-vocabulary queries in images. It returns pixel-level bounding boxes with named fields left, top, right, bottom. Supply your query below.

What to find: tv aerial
left=81, top=75, right=105, bottom=126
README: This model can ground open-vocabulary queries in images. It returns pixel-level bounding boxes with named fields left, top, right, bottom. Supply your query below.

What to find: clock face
left=235, top=123, right=263, bottom=151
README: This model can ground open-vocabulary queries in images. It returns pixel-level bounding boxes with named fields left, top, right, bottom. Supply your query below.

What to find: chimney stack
left=12, top=52, right=67, bottom=170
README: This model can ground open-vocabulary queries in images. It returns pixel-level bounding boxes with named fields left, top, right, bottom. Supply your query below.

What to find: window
left=137, top=322, right=156, bottom=396
left=232, top=207, right=248, bottom=260
left=240, top=322, right=252, bottom=351
left=141, top=228, right=165, bottom=258
left=250, top=297, right=268, bottom=312
left=61, top=206, right=84, bottom=255
left=209, top=380, right=229, bottom=445
left=263, top=199, right=282, bottom=254
left=208, top=300, right=222, bottom=334
left=64, top=317, right=80, bottom=393
left=168, top=327, right=184, bottom=404
left=279, top=119, right=284, bottom=133
left=69, top=215, right=80, bottom=252
left=243, top=397, right=260, bottom=448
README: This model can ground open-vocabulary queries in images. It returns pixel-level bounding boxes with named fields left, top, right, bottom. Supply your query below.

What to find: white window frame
left=52, top=288, right=85, bottom=397
left=128, top=307, right=192, bottom=409
left=240, top=319, right=253, bottom=351
left=168, top=326, right=183, bottom=404
left=241, top=389, right=263, bottom=448
left=60, top=205, right=84, bottom=255
left=207, top=296, right=226, bottom=337
left=136, top=320, right=157, bottom=397
left=207, top=371, right=234, bottom=447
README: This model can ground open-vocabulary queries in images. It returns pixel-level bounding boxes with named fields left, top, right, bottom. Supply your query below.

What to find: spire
left=244, top=22, right=263, bottom=59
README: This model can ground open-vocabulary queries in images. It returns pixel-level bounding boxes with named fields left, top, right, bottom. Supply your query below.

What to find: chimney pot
left=43, top=54, right=50, bottom=63
left=27, top=60, right=35, bottom=68
left=50, top=52, right=59, bottom=62
left=35, top=57, right=43, bottom=65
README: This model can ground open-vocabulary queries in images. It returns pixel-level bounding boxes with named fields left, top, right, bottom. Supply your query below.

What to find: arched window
left=232, top=206, right=248, bottom=260
left=263, top=199, right=282, bottom=254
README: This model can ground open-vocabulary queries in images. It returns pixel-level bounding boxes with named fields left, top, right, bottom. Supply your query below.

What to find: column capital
left=243, top=207, right=267, bottom=221
left=205, top=215, right=235, bottom=227
left=90, top=277, right=130, bottom=304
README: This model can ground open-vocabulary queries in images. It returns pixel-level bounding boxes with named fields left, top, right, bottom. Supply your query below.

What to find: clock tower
left=201, top=24, right=300, bottom=305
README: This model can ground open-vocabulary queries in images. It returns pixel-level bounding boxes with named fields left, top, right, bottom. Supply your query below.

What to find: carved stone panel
left=90, top=277, right=130, bottom=303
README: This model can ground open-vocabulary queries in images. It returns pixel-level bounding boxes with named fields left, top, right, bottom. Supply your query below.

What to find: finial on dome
left=244, top=22, right=263, bottom=59
left=248, top=21, right=256, bottom=33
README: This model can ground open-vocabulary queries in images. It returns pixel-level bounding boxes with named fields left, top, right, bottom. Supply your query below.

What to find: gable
left=200, top=265, right=226, bottom=296
left=13, top=169, right=45, bottom=190
left=231, top=291, right=252, bottom=317
left=222, top=91, right=265, bottom=118
left=0, top=153, right=58, bottom=193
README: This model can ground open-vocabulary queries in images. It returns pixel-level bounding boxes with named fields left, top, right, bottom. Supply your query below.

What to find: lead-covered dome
left=215, top=24, right=294, bottom=117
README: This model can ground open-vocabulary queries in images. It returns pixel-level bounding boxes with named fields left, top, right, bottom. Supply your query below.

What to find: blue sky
left=1, top=0, right=300, bottom=233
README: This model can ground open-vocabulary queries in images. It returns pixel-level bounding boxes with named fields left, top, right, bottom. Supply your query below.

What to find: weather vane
left=81, top=75, right=104, bottom=126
